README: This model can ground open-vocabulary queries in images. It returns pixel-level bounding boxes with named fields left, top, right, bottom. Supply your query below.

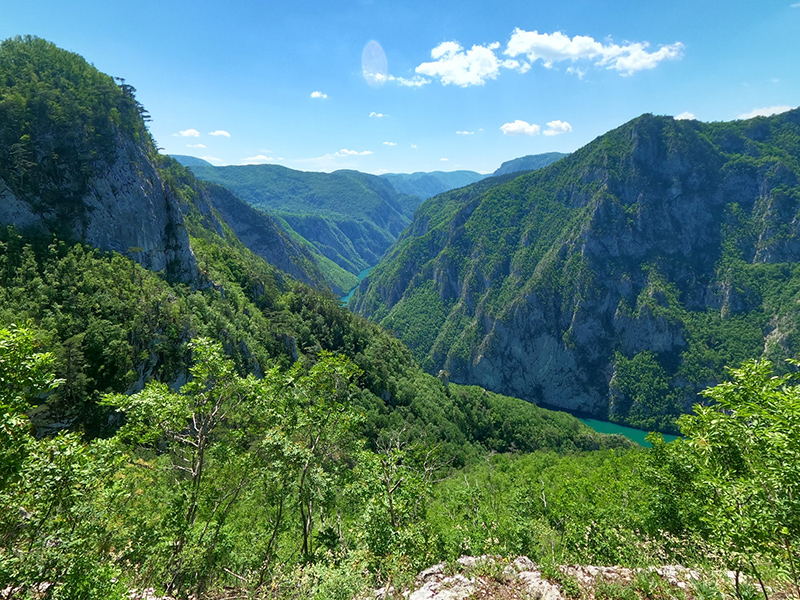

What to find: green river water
left=340, top=266, right=374, bottom=305
left=578, top=417, right=678, bottom=447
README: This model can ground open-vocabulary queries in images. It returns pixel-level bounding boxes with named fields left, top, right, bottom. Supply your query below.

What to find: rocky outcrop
left=377, top=556, right=710, bottom=600
left=0, top=134, right=198, bottom=281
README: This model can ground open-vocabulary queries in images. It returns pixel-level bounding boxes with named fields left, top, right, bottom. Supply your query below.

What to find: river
left=340, top=266, right=374, bottom=305
left=577, top=417, right=678, bottom=447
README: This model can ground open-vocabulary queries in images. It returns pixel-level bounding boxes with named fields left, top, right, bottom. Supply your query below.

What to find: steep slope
left=492, top=152, right=568, bottom=176
left=0, top=36, right=196, bottom=281
left=0, top=36, right=334, bottom=291
left=189, top=164, right=414, bottom=274
left=352, top=109, right=800, bottom=431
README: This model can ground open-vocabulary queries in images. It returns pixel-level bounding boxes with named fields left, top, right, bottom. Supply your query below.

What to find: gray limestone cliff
left=353, top=109, right=800, bottom=429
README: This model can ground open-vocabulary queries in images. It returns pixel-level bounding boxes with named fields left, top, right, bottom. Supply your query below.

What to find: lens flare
left=362, top=40, right=388, bottom=87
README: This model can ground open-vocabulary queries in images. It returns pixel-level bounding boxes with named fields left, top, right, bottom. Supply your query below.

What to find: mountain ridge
left=352, top=109, right=800, bottom=430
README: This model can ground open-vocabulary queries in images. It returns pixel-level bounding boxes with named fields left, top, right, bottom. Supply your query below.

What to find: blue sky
left=2, top=0, right=798, bottom=174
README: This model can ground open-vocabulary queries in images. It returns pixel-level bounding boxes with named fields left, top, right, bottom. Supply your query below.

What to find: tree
left=648, top=359, right=800, bottom=597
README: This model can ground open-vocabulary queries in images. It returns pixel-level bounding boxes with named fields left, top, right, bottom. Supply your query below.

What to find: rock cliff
left=353, top=109, right=800, bottom=430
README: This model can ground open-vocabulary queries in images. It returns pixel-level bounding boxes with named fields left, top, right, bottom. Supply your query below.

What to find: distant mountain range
left=379, top=170, right=486, bottom=200
left=352, top=108, right=800, bottom=432
left=492, top=152, right=567, bottom=176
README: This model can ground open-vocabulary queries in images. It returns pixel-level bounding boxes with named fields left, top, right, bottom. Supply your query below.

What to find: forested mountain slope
left=189, top=164, right=416, bottom=276
left=352, top=109, right=800, bottom=431
left=492, top=151, right=567, bottom=176
left=0, top=36, right=345, bottom=292
left=0, top=35, right=623, bottom=454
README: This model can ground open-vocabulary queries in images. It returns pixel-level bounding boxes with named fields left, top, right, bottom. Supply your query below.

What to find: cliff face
left=0, top=36, right=338, bottom=291
left=0, top=36, right=197, bottom=281
left=0, top=134, right=198, bottom=281
left=353, top=110, right=800, bottom=429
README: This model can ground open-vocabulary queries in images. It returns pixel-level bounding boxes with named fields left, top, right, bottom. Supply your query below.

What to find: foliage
left=645, top=359, right=800, bottom=596
left=0, top=36, right=153, bottom=220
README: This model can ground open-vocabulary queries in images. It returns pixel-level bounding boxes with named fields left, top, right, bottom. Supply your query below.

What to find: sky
left=2, top=0, right=799, bottom=174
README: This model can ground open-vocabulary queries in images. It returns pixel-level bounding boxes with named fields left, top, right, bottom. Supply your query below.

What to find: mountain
left=380, top=170, right=486, bottom=202
left=0, top=36, right=196, bottom=281
left=171, top=154, right=214, bottom=167
left=0, top=36, right=339, bottom=292
left=189, top=164, right=415, bottom=276
left=352, top=109, right=800, bottom=431
left=492, top=152, right=567, bottom=176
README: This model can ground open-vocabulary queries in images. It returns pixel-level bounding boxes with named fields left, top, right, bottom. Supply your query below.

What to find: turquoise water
left=578, top=417, right=678, bottom=447
left=340, top=266, right=375, bottom=305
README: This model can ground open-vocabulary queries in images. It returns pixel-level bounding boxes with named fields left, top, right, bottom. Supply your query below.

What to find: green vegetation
left=0, top=36, right=154, bottom=221
left=3, top=324, right=799, bottom=598
left=189, top=164, right=415, bottom=275
left=354, top=109, right=800, bottom=433
left=2, top=35, right=800, bottom=600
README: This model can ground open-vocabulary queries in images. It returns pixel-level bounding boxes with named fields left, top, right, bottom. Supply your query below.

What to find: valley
left=0, top=34, right=798, bottom=600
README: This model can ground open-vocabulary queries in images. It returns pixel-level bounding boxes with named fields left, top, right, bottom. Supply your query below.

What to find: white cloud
left=456, top=130, right=474, bottom=135
left=186, top=143, right=206, bottom=148
left=387, top=74, right=431, bottom=87
left=416, top=40, right=523, bottom=87
left=440, top=158, right=449, bottom=162
left=383, top=141, right=397, bottom=146
left=737, top=105, right=794, bottom=119
left=566, top=66, right=587, bottom=79
left=370, top=112, right=388, bottom=118
left=209, top=130, right=231, bottom=137
left=792, top=2, right=800, bottom=7
left=674, top=112, right=696, bottom=121
left=504, top=29, right=684, bottom=76
left=411, top=144, right=418, bottom=149
left=243, top=155, right=275, bottom=164
left=200, top=156, right=225, bottom=164
left=334, top=148, right=373, bottom=157
left=310, top=91, right=328, bottom=99
left=174, top=128, right=200, bottom=137
left=543, top=120, right=573, bottom=136
left=500, top=120, right=541, bottom=136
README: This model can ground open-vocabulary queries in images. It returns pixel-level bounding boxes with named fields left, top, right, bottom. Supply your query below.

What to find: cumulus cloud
left=409, top=29, right=682, bottom=87
left=186, top=143, right=206, bottom=148
left=310, top=91, right=328, bottom=99
left=416, top=40, right=524, bottom=86
left=504, top=29, right=683, bottom=75
left=383, top=141, right=397, bottom=146
left=334, top=149, right=373, bottom=157
left=500, top=120, right=541, bottom=136
left=675, top=112, right=696, bottom=121
left=174, top=128, right=200, bottom=137
left=543, top=120, right=573, bottom=136
left=411, top=144, right=418, bottom=149
left=440, top=158, right=449, bottom=162
left=456, top=130, right=474, bottom=135
left=737, top=105, right=794, bottom=119
left=209, top=130, right=231, bottom=137
left=243, top=155, right=275, bottom=164
left=200, top=156, right=224, bottom=164
left=370, top=112, right=388, bottom=118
